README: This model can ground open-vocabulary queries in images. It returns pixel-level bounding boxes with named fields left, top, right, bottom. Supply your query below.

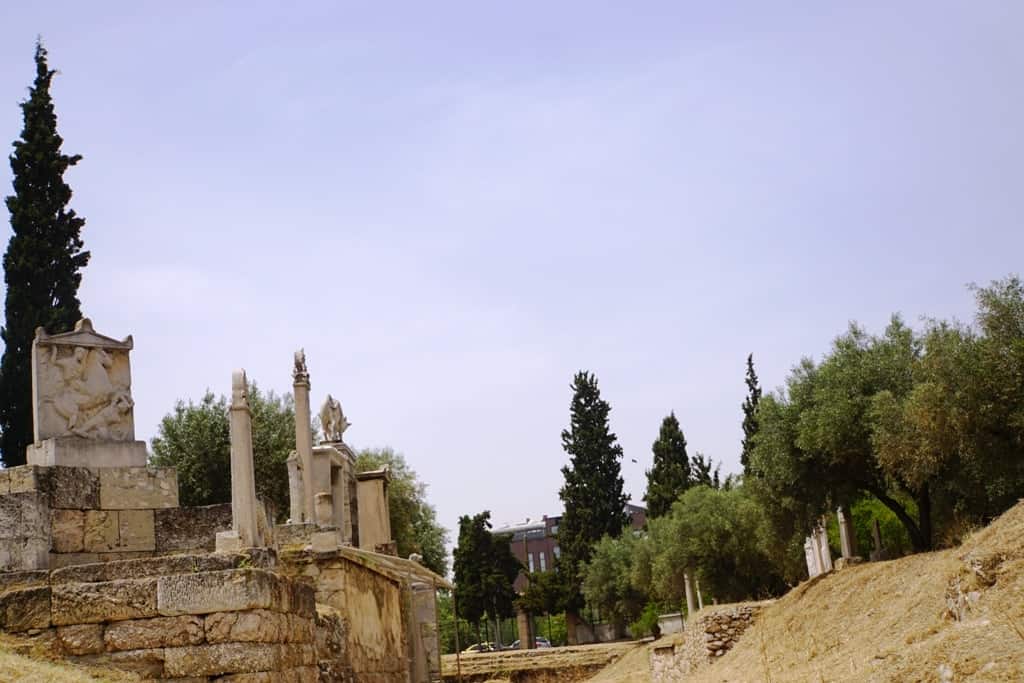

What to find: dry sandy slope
left=687, top=500, right=1024, bottom=682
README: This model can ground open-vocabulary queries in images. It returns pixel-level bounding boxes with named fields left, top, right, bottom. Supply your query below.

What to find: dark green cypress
left=0, top=41, right=89, bottom=466
left=557, top=371, right=628, bottom=612
left=740, top=353, right=762, bottom=473
left=643, top=412, right=692, bottom=518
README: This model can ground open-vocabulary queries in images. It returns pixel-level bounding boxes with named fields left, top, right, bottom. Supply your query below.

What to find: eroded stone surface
left=158, top=568, right=285, bottom=617
left=57, top=623, right=105, bottom=655
left=72, top=647, right=165, bottom=678
left=0, top=585, right=51, bottom=631
left=163, top=642, right=280, bottom=677
left=51, top=509, right=85, bottom=553
left=154, top=504, right=231, bottom=553
left=205, top=609, right=288, bottom=644
left=118, top=509, right=156, bottom=551
left=40, top=466, right=100, bottom=509
left=99, top=468, right=178, bottom=510
left=83, top=510, right=118, bottom=552
left=52, top=578, right=158, bottom=625
left=104, top=614, right=204, bottom=651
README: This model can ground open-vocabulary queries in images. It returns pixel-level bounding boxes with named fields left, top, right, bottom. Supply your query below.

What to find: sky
left=1, top=2, right=1023, bottom=548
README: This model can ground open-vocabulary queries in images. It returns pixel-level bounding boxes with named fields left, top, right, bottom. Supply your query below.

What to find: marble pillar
left=292, top=350, right=315, bottom=524
left=228, top=369, right=259, bottom=547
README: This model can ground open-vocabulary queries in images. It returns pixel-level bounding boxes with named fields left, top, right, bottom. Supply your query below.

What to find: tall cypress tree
left=740, top=353, right=761, bottom=473
left=643, top=412, right=692, bottom=518
left=0, top=42, right=89, bottom=466
left=557, top=371, right=627, bottom=615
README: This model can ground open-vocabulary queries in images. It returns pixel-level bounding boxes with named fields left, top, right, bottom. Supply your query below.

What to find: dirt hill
left=687, top=499, right=1024, bottom=682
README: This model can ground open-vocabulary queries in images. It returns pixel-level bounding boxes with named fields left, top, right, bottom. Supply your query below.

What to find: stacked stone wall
left=0, top=550, right=327, bottom=681
left=650, top=604, right=765, bottom=682
left=0, top=465, right=232, bottom=571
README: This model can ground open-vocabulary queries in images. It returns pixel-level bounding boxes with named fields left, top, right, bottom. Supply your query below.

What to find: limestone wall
left=650, top=603, right=765, bottom=682
left=0, top=465, right=232, bottom=572
left=280, top=547, right=409, bottom=682
left=0, top=550, right=327, bottom=681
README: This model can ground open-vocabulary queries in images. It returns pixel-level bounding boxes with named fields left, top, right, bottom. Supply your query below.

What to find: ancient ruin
left=0, top=321, right=449, bottom=681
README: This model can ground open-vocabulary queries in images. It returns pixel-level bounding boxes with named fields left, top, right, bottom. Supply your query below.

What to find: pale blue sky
left=2, top=2, right=1022, bottom=543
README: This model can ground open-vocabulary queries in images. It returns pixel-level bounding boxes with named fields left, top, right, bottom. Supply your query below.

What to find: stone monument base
left=26, top=437, right=148, bottom=468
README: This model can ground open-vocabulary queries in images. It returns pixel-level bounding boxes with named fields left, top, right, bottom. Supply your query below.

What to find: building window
left=551, top=525, right=559, bottom=536
left=553, top=545, right=560, bottom=559
left=528, top=553, right=535, bottom=572
left=539, top=552, right=546, bottom=572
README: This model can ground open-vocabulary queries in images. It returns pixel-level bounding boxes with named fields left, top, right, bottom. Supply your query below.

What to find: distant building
left=492, top=503, right=647, bottom=593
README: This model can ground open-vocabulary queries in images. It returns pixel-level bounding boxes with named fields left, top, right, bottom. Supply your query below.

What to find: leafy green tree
left=580, top=531, right=649, bottom=630
left=355, top=447, right=449, bottom=576
left=0, top=41, right=90, bottom=466
left=647, top=486, right=786, bottom=603
left=751, top=279, right=1024, bottom=555
left=741, top=354, right=762, bottom=473
left=690, top=451, right=722, bottom=489
left=452, top=511, right=521, bottom=640
left=150, top=383, right=294, bottom=517
left=643, top=412, right=692, bottom=518
left=558, top=371, right=628, bottom=617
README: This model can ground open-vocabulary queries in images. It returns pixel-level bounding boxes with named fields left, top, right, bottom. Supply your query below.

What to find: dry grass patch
left=686, top=500, right=1024, bottom=682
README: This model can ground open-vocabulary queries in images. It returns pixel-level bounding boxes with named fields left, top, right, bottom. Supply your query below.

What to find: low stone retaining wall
left=0, top=549, right=330, bottom=681
left=650, top=603, right=766, bottom=682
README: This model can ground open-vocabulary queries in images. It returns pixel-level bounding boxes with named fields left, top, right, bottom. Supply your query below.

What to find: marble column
left=684, top=571, right=697, bottom=615
left=286, top=452, right=303, bottom=523
left=837, top=506, right=857, bottom=559
left=229, top=369, right=260, bottom=547
left=293, top=350, right=315, bottom=524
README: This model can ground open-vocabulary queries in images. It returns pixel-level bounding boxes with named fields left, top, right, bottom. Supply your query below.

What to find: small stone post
left=805, top=537, right=820, bottom=577
left=293, top=350, right=315, bottom=524
left=816, top=521, right=833, bottom=572
left=837, top=506, right=857, bottom=558
left=684, top=571, right=697, bottom=615
left=228, top=369, right=259, bottom=547
left=695, top=577, right=704, bottom=610
left=516, top=607, right=534, bottom=649
left=286, top=452, right=303, bottom=523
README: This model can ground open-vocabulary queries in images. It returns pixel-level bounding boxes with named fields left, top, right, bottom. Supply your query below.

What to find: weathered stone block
left=0, top=470, right=9, bottom=495
left=7, top=466, right=42, bottom=494
left=51, top=509, right=85, bottom=553
left=84, top=510, right=118, bottom=552
left=279, top=642, right=317, bottom=667
left=118, top=509, right=155, bottom=551
left=27, top=438, right=147, bottom=470
left=155, top=503, right=231, bottom=553
left=99, top=468, right=178, bottom=510
left=52, top=578, right=158, bottom=624
left=49, top=552, right=101, bottom=569
left=104, top=614, right=204, bottom=651
left=0, top=491, right=50, bottom=539
left=40, top=466, right=100, bottom=509
left=50, top=549, right=277, bottom=584
left=57, top=623, right=105, bottom=655
left=163, top=642, right=280, bottom=677
left=205, top=609, right=285, bottom=644
left=0, top=536, right=50, bottom=571
left=0, top=569, right=48, bottom=593
left=158, top=569, right=282, bottom=616
left=0, top=585, right=51, bottom=631
left=72, top=648, right=165, bottom=677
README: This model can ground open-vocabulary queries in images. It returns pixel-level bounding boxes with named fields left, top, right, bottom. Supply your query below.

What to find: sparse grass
left=0, top=639, right=138, bottom=683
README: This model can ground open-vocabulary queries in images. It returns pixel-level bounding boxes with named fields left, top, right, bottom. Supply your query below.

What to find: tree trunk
left=916, top=484, right=933, bottom=551
left=865, top=485, right=928, bottom=552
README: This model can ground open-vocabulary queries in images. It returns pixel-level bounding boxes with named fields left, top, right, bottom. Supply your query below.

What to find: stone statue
left=45, top=343, right=130, bottom=439
left=319, top=394, right=350, bottom=443
left=292, top=349, right=309, bottom=383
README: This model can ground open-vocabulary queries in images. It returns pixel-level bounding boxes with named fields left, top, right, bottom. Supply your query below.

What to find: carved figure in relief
left=319, top=394, right=350, bottom=442
left=48, top=348, right=118, bottom=432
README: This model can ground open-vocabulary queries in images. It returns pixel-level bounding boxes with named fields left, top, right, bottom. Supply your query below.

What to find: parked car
left=462, top=642, right=496, bottom=653
left=507, top=637, right=552, bottom=649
